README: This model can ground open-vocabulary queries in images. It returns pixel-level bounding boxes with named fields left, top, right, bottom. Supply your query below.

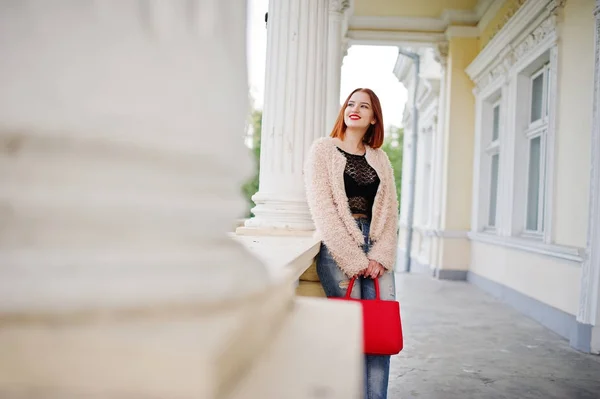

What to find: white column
left=431, top=44, right=448, bottom=233
left=577, top=0, right=600, bottom=354
left=326, top=1, right=350, bottom=130
left=399, top=125, right=414, bottom=226
left=244, top=0, right=330, bottom=232
left=0, top=1, right=279, bottom=397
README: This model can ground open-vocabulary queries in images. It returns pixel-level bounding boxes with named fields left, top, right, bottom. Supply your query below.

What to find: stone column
left=435, top=35, right=478, bottom=278
left=429, top=44, right=449, bottom=270
left=326, top=0, right=350, bottom=130
left=0, top=1, right=282, bottom=397
left=431, top=43, right=449, bottom=234
left=243, top=0, right=330, bottom=233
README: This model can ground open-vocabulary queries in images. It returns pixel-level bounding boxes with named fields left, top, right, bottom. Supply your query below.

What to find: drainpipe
left=397, top=48, right=420, bottom=273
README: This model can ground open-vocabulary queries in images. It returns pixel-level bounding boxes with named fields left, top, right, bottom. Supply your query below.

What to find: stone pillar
left=431, top=43, right=449, bottom=233
left=326, top=1, right=350, bottom=131
left=243, top=0, right=330, bottom=232
left=435, top=35, right=478, bottom=278
left=0, top=1, right=282, bottom=397
left=430, top=43, right=449, bottom=270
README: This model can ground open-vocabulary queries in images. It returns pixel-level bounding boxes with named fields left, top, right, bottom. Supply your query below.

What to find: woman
left=304, top=88, right=399, bottom=399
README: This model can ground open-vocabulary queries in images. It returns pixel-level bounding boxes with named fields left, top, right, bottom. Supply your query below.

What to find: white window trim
left=469, top=231, right=584, bottom=263
left=472, top=81, right=504, bottom=235
left=512, top=50, right=557, bottom=244
left=521, top=65, right=550, bottom=237
left=522, top=131, right=546, bottom=238
left=485, top=100, right=502, bottom=230
left=469, top=11, right=561, bottom=255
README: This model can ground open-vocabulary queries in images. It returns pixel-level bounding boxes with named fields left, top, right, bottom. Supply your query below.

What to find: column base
left=244, top=196, right=315, bottom=232
left=236, top=226, right=315, bottom=237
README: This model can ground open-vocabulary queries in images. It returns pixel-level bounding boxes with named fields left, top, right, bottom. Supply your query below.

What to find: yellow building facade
left=372, top=0, right=600, bottom=354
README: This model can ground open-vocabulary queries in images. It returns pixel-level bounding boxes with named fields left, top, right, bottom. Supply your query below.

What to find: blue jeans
left=316, top=217, right=396, bottom=399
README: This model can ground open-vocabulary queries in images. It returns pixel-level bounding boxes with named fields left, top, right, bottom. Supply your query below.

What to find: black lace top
left=337, top=147, right=380, bottom=218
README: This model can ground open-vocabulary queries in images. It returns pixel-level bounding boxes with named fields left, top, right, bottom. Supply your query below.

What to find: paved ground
left=389, top=273, right=600, bottom=399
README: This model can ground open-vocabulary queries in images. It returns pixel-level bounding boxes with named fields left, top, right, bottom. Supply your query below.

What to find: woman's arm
left=367, top=153, right=399, bottom=271
left=304, top=142, right=370, bottom=278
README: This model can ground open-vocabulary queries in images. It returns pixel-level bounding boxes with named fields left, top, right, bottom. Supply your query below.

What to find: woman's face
left=344, top=91, right=376, bottom=131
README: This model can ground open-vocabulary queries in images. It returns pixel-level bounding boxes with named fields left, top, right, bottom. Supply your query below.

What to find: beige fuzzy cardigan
left=304, top=137, right=399, bottom=277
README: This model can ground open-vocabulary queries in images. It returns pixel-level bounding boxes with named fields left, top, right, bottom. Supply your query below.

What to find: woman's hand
left=365, top=260, right=385, bottom=279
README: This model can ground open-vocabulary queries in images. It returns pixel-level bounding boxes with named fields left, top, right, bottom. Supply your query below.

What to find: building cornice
left=466, top=0, right=564, bottom=94
left=346, top=30, right=445, bottom=46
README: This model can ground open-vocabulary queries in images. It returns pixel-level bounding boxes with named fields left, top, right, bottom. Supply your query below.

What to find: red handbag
left=332, top=277, right=403, bottom=355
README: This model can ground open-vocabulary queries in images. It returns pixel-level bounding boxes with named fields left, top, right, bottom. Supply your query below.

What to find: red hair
left=330, top=88, right=385, bottom=149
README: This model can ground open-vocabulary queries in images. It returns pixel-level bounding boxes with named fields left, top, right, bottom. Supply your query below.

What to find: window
left=470, top=18, right=559, bottom=251
left=524, top=64, right=550, bottom=234
left=486, top=101, right=501, bottom=228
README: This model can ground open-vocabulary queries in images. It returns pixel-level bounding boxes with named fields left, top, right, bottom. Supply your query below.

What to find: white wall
left=553, top=0, right=596, bottom=248
left=471, top=242, right=581, bottom=315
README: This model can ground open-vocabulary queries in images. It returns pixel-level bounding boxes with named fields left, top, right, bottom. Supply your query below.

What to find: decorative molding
left=467, top=0, right=556, bottom=87
left=347, top=1, right=497, bottom=48
left=468, top=232, right=585, bottom=263
left=341, top=38, right=350, bottom=62
left=393, top=50, right=414, bottom=82
left=513, top=17, right=557, bottom=61
left=348, top=1, right=490, bottom=38
left=346, top=29, right=445, bottom=46
left=348, top=16, right=446, bottom=32
left=419, top=77, right=441, bottom=110
left=468, top=11, right=558, bottom=94
left=434, top=41, right=449, bottom=67
left=329, top=0, right=350, bottom=14
left=470, top=46, right=513, bottom=96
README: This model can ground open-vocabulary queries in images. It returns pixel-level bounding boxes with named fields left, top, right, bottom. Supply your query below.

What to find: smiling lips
left=349, top=113, right=361, bottom=120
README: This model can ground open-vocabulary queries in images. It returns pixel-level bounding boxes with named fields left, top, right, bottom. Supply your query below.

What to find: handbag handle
left=345, top=277, right=381, bottom=300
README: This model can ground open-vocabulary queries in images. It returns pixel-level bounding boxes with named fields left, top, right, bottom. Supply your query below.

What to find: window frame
left=485, top=99, right=502, bottom=230
left=522, top=63, right=551, bottom=238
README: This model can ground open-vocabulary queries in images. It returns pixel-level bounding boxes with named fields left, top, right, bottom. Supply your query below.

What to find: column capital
left=329, top=0, right=350, bottom=14
left=341, top=38, right=351, bottom=62
left=434, top=41, right=449, bottom=68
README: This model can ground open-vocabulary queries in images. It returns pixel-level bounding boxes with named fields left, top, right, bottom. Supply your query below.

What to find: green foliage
left=381, top=126, right=404, bottom=209
left=241, top=108, right=263, bottom=217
